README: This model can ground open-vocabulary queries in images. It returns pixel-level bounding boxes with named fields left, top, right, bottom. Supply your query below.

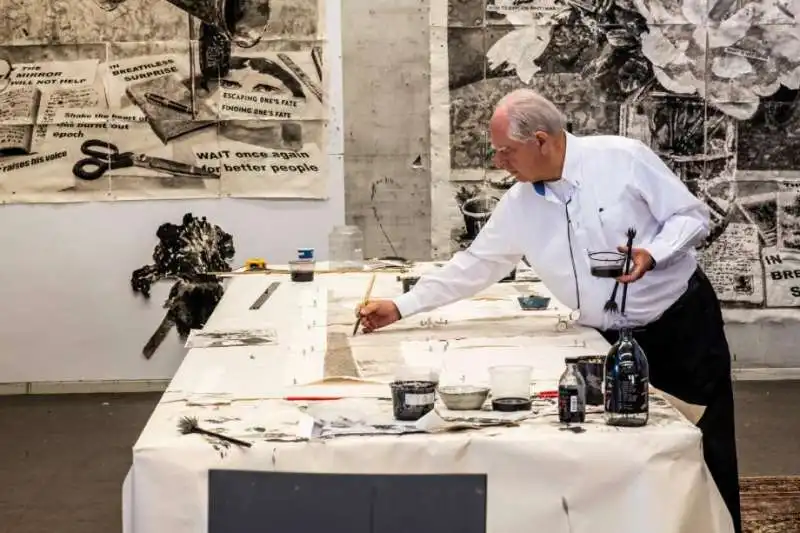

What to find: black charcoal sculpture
left=132, top=213, right=235, bottom=359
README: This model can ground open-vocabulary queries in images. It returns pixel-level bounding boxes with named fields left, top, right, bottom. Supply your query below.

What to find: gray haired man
left=359, top=88, right=741, bottom=533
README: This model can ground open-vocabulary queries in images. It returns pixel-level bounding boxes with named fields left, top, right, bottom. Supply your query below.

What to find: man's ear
left=533, top=131, right=550, bottom=152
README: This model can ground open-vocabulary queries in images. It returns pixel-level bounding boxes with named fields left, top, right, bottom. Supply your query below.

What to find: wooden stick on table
left=352, top=273, right=377, bottom=336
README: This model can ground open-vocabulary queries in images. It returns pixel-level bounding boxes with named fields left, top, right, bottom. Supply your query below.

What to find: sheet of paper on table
left=205, top=279, right=326, bottom=334
left=410, top=287, right=570, bottom=325
left=180, top=382, right=393, bottom=406
left=184, top=328, right=278, bottom=348
left=401, top=336, right=601, bottom=389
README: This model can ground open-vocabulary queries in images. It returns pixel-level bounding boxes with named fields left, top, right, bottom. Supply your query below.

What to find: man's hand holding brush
left=615, top=246, right=655, bottom=284
left=356, top=300, right=401, bottom=333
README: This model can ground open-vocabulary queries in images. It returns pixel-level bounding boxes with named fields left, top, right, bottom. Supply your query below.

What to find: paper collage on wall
left=430, top=0, right=800, bottom=309
left=0, top=0, right=327, bottom=203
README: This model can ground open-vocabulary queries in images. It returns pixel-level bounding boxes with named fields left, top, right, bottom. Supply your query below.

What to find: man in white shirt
left=358, top=89, right=741, bottom=532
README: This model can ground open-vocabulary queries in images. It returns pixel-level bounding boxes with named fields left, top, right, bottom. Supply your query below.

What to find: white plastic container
left=489, top=365, right=532, bottom=400
left=328, top=225, right=364, bottom=271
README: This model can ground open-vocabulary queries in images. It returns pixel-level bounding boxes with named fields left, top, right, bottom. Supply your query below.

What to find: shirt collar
left=533, top=132, right=582, bottom=197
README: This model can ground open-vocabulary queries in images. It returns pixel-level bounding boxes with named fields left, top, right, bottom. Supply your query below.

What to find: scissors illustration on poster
left=72, top=139, right=220, bottom=181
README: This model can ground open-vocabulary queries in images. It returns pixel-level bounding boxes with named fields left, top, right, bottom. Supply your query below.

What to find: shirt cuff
left=645, top=240, right=673, bottom=270
left=392, top=291, right=424, bottom=319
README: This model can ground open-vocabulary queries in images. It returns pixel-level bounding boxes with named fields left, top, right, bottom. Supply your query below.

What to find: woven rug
left=741, top=476, right=800, bottom=533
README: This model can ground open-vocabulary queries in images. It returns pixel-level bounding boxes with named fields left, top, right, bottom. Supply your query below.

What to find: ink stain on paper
left=205, top=416, right=241, bottom=424
left=563, top=496, right=574, bottom=533
left=210, top=439, right=232, bottom=459
left=185, top=328, right=277, bottom=348
left=131, top=213, right=235, bottom=359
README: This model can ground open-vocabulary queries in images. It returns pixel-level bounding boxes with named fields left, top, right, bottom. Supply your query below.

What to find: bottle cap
left=297, top=248, right=314, bottom=260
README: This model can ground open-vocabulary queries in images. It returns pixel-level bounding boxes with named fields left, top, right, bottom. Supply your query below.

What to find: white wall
left=0, top=2, right=344, bottom=386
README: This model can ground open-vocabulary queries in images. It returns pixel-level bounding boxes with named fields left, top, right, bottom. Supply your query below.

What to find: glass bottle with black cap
left=558, top=357, right=587, bottom=424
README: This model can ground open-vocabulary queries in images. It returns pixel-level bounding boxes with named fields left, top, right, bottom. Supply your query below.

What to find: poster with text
left=761, top=189, right=800, bottom=307
left=206, top=40, right=327, bottom=199
left=429, top=0, right=800, bottom=310
left=195, top=119, right=326, bottom=199
left=0, top=0, right=326, bottom=203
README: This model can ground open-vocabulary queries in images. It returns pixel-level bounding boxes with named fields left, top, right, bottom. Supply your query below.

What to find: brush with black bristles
left=619, top=227, right=637, bottom=316
left=177, top=416, right=252, bottom=448
left=604, top=227, right=637, bottom=313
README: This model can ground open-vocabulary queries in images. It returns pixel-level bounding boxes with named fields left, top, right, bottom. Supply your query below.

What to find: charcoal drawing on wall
left=0, top=0, right=327, bottom=203
left=431, top=0, right=800, bottom=309
left=131, top=212, right=235, bottom=359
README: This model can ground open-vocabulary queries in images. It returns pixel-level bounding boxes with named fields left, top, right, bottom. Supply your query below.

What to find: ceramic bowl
left=437, top=385, right=490, bottom=410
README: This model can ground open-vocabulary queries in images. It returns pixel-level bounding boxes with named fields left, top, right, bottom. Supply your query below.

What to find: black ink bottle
left=558, top=357, right=586, bottom=424
left=604, top=328, right=649, bottom=427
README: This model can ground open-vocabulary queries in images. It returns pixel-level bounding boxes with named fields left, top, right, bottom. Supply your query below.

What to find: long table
left=122, top=262, right=734, bottom=533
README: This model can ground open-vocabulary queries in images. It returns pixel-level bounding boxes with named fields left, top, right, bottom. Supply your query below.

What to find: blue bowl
left=517, top=295, right=550, bottom=310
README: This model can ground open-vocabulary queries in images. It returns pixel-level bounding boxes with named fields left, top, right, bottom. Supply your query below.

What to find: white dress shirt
left=393, top=133, right=710, bottom=331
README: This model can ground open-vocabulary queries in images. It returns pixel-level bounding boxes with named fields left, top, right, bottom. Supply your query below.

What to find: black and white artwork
left=185, top=328, right=277, bottom=348
left=0, top=0, right=327, bottom=203
left=430, top=0, right=800, bottom=308
left=132, top=212, right=235, bottom=358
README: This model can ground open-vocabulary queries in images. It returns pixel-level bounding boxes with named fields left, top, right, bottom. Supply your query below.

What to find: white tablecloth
left=122, top=263, right=734, bottom=533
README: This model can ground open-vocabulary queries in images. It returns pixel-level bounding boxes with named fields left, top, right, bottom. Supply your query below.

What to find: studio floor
left=0, top=381, right=798, bottom=533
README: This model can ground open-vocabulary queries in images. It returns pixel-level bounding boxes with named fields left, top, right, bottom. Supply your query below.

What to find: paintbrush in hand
left=619, top=227, right=637, bottom=316
left=604, top=227, right=637, bottom=314
left=177, top=416, right=252, bottom=448
left=352, top=272, right=377, bottom=336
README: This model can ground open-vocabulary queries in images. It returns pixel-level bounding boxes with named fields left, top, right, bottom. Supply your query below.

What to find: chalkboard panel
left=208, top=470, right=487, bottom=533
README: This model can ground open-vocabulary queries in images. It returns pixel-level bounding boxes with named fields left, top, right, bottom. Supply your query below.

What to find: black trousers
left=598, top=268, right=742, bottom=533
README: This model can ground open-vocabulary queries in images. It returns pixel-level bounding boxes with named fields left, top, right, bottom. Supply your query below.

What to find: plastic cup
left=588, top=251, right=626, bottom=278
left=489, top=365, right=532, bottom=400
left=489, top=365, right=533, bottom=412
